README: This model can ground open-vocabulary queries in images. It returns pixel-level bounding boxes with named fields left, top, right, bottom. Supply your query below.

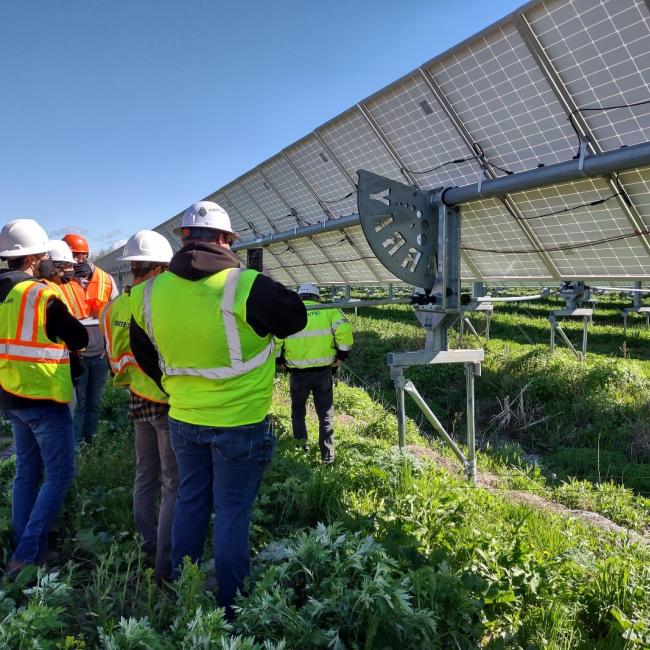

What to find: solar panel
left=97, top=0, right=650, bottom=287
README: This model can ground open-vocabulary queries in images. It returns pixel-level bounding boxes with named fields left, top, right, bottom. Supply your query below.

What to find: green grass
left=0, top=379, right=648, bottom=648
left=0, top=293, right=649, bottom=646
left=344, top=294, right=650, bottom=501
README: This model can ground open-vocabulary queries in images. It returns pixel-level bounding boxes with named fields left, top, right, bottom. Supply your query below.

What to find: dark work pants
left=289, top=367, right=335, bottom=461
left=73, top=355, right=108, bottom=449
left=133, top=415, right=179, bottom=580
left=168, top=416, right=275, bottom=615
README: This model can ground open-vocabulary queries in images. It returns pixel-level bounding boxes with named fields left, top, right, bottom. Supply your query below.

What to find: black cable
left=462, top=228, right=650, bottom=254
left=568, top=99, right=650, bottom=152
left=514, top=192, right=622, bottom=221
left=265, top=255, right=378, bottom=271
left=315, top=237, right=348, bottom=249
left=402, top=143, right=514, bottom=177
left=472, top=142, right=514, bottom=176
left=401, top=156, right=479, bottom=176
left=321, top=190, right=357, bottom=205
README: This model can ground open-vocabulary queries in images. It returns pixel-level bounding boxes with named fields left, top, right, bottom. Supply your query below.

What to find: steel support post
left=484, top=311, right=492, bottom=340
left=582, top=316, right=590, bottom=359
left=634, top=281, right=642, bottom=310
left=550, top=316, right=556, bottom=353
left=465, top=363, right=479, bottom=484
left=463, top=317, right=480, bottom=339
left=403, top=380, right=467, bottom=466
left=472, top=281, right=487, bottom=299
left=557, top=324, right=579, bottom=359
left=395, top=372, right=407, bottom=449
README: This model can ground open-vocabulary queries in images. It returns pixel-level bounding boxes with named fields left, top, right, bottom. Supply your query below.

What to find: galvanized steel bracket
left=357, top=169, right=438, bottom=290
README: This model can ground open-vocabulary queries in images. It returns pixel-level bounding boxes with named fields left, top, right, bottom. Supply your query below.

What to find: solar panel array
left=98, top=0, right=650, bottom=287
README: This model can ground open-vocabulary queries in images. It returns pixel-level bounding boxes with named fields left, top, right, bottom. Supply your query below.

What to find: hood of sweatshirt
left=0, top=269, right=36, bottom=302
left=168, top=242, right=242, bottom=281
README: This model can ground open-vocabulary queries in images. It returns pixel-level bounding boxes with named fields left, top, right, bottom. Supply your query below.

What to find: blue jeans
left=169, top=416, right=275, bottom=611
left=4, top=405, right=75, bottom=564
left=74, top=354, right=108, bottom=448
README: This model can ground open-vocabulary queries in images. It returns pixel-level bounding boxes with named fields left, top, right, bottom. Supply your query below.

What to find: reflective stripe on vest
left=101, top=303, right=137, bottom=375
left=17, top=282, right=45, bottom=341
left=0, top=280, right=72, bottom=402
left=286, top=328, right=333, bottom=339
left=0, top=283, right=69, bottom=364
left=61, top=268, right=114, bottom=319
left=281, top=300, right=349, bottom=369
left=101, top=293, right=167, bottom=402
left=142, top=269, right=274, bottom=380
left=44, top=281, right=72, bottom=314
left=101, top=299, right=137, bottom=377
left=0, top=340, right=69, bottom=363
left=286, top=356, right=336, bottom=368
left=87, top=267, right=113, bottom=304
left=59, top=282, right=88, bottom=318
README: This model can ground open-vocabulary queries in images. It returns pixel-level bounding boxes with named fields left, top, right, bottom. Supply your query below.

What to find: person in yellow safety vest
left=0, top=219, right=88, bottom=578
left=129, top=200, right=307, bottom=618
left=61, top=233, right=118, bottom=450
left=276, top=283, right=353, bottom=464
left=99, top=230, right=179, bottom=582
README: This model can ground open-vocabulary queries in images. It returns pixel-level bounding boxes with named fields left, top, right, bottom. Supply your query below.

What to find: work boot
left=322, top=455, right=335, bottom=465
left=37, top=550, right=61, bottom=569
left=4, top=558, right=28, bottom=580
left=204, top=575, right=219, bottom=593
left=298, top=441, right=310, bottom=453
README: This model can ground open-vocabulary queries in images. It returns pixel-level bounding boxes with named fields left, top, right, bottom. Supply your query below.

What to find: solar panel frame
left=97, top=0, right=650, bottom=286
left=527, top=0, right=650, bottom=150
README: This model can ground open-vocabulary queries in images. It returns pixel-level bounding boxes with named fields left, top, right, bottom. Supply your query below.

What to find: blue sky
left=0, top=0, right=523, bottom=254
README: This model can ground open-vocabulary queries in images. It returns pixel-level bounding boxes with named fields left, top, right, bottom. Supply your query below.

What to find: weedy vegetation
left=0, top=293, right=649, bottom=647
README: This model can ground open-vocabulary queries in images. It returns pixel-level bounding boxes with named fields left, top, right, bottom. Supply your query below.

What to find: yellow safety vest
left=0, top=279, right=72, bottom=403
left=130, top=268, right=274, bottom=427
left=278, top=300, right=353, bottom=368
left=100, top=292, right=167, bottom=404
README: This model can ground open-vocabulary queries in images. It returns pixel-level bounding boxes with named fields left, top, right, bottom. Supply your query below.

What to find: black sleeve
left=246, top=274, right=307, bottom=339
left=45, top=298, right=89, bottom=350
left=130, top=317, right=164, bottom=389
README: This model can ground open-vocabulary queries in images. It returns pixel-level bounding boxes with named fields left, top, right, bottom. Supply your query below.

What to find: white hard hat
left=173, top=201, right=237, bottom=238
left=48, top=239, right=75, bottom=264
left=0, top=219, right=50, bottom=258
left=298, top=282, right=320, bottom=297
left=118, top=230, right=174, bottom=263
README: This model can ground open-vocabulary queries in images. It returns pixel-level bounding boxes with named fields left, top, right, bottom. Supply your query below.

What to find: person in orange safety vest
left=62, top=233, right=118, bottom=449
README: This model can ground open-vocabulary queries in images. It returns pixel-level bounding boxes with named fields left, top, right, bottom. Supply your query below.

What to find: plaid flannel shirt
left=128, top=391, right=169, bottom=423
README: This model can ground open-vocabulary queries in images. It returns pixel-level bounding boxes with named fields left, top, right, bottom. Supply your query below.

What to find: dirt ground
left=405, top=444, right=650, bottom=546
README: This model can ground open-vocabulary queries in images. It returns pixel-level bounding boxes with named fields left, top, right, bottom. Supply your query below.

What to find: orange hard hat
left=63, top=233, right=89, bottom=254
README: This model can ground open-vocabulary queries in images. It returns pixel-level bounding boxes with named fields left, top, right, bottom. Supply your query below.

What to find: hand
left=330, top=359, right=342, bottom=368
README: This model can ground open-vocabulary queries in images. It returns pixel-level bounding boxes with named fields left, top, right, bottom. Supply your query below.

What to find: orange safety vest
left=59, top=267, right=114, bottom=319
left=44, top=280, right=73, bottom=313
left=0, top=279, right=72, bottom=402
